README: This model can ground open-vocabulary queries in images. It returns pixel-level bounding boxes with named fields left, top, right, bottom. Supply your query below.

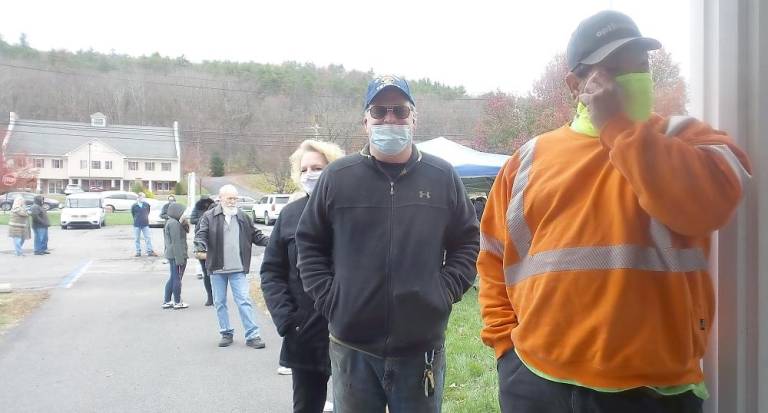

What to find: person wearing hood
left=30, top=195, right=51, bottom=255
left=162, top=202, right=189, bottom=309
left=160, top=194, right=176, bottom=220
left=190, top=196, right=216, bottom=305
left=8, top=196, right=31, bottom=256
left=261, top=139, right=344, bottom=413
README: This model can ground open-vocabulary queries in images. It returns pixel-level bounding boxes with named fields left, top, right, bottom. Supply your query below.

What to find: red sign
left=2, top=174, right=16, bottom=186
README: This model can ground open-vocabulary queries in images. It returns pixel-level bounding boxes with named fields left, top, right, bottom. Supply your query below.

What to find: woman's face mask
left=300, top=170, right=322, bottom=194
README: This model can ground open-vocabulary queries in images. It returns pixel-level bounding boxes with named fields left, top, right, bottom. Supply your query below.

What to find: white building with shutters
left=4, top=112, right=181, bottom=194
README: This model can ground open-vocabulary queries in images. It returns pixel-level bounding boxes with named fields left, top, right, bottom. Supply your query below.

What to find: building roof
left=6, top=118, right=178, bottom=159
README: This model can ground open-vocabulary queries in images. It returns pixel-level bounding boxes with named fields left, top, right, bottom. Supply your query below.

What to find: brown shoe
left=147, top=251, right=158, bottom=257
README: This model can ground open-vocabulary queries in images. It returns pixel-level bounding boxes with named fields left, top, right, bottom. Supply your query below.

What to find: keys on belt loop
left=423, top=349, right=436, bottom=397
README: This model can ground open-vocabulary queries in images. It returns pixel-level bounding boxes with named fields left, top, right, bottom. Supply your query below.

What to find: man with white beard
left=195, top=184, right=270, bottom=348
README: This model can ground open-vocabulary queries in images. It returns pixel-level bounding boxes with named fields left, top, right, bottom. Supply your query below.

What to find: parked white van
left=253, top=194, right=291, bottom=225
left=61, top=193, right=106, bottom=229
left=100, top=191, right=139, bottom=212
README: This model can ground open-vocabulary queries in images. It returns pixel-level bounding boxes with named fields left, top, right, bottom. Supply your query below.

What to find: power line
left=6, top=128, right=476, bottom=147
left=0, top=62, right=489, bottom=101
left=8, top=120, right=475, bottom=142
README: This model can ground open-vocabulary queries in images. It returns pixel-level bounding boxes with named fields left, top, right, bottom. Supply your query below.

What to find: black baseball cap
left=566, top=10, right=661, bottom=73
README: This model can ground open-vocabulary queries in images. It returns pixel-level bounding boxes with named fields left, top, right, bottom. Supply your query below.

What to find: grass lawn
left=0, top=211, right=134, bottom=226
left=0, top=291, right=50, bottom=336
left=444, top=289, right=500, bottom=412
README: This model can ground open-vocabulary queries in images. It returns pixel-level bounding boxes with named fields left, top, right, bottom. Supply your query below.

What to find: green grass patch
left=0, top=211, right=135, bottom=226
left=444, top=289, right=500, bottom=412
left=105, top=212, right=134, bottom=225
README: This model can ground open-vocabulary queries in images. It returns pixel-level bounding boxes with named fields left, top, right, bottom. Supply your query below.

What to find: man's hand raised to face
left=578, top=69, right=624, bottom=131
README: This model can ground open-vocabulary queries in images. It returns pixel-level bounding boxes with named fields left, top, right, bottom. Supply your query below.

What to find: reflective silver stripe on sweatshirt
left=665, top=116, right=751, bottom=192
left=697, top=144, right=751, bottom=191
left=505, top=137, right=538, bottom=259
left=501, top=122, right=712, bottom=286
left=480, top=232, right=505, bottom=259
left=503, top=244, right=708, bottom=285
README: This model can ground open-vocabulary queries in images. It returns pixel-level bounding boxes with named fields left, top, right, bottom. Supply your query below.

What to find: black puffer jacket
left=261, top=196, right=330, bottom=374
left=296, top=145, right=480, bottom=357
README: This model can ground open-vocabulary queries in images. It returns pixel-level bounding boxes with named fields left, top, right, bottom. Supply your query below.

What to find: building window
left=128, top=161, right=138, bottom=171
left=105, top=161, right=113, bottom=170
left=145, top=162, right=155, bottom=171
left=80, top=160, right=88, bottom=169
left=156, top=181, right=171, bottom=191
left=52, top=159, right=63, bottom=169
left=33, top=159, right=44, bottom=168
left=161, top=162, right=171, bottom=172
left=92, top=161, right=101, bottom=169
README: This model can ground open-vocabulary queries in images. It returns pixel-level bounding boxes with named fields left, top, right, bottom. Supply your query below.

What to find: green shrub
left=174, top=181, right=187, bottom=195
left=130, top=181, right=155, bottom=198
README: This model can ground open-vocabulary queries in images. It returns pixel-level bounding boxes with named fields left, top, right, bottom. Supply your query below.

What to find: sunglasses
left=367, top=105, right=412, bottom=120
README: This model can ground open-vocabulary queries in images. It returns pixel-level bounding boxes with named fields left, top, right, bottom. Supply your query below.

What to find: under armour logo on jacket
left=419, top=191, right=431, bottom=199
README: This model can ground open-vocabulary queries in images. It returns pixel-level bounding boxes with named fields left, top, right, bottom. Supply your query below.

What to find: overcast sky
left=0, top=0, right=691, bottom=96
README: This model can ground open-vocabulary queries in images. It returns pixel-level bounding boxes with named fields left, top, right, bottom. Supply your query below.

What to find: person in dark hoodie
left=30, top=195, right=51, bottom=255
left=296, top=76, right=480, bottom=412
left=162, top=202, right=189, bottom=309
left=261, top=139, right=344, bottom=413
left=190, top=196, right=216, bottom=306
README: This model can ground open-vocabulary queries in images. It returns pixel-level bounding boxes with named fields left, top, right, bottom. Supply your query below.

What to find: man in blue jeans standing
left=30, top=195, right=50, bottom=255
left=131, top=192, right=156, bottom=257
left=194, top=184, right=270, bottom=349
left=296, top=76, right=480, bottom=412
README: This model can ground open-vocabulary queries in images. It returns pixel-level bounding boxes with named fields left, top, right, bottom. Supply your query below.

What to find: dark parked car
left=0, top=192, right=60, bottom=211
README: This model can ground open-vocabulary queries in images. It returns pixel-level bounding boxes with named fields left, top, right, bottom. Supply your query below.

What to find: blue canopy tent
left=415, top=137, right=509, bottom=192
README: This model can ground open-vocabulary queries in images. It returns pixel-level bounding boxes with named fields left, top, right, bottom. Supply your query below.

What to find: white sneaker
left=323, top=401, right=333, bottom=412
left=161, top=302, right=173, bottom=309
left=173, top=302, right=189, bottom=309
left=277, top=366, right=292, bottom=375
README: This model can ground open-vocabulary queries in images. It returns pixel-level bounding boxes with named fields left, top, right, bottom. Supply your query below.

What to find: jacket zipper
left=374, top=162, right=410, bottom=356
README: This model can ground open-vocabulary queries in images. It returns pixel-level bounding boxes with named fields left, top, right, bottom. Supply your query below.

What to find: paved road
left=0, top=225, right=294, bottom=412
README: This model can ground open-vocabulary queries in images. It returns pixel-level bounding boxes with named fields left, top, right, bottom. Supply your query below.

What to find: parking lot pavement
left=0, top=223, right=290, bottom=412
left=0, top=224, right=273, bottom=290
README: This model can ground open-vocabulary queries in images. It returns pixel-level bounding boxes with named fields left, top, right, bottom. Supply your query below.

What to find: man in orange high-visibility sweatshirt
left=478, top=10, right=752, bottom=413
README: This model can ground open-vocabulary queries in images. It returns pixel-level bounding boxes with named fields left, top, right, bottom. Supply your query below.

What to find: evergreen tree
left=210, top=153, right=225, bottom=177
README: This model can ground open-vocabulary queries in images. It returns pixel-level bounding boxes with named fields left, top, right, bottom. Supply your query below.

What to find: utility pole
left=88, top=142, right=92, bottom=191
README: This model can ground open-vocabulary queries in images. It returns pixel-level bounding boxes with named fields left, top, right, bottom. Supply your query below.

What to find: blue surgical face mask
left=369, top=125, right=412, bottom=156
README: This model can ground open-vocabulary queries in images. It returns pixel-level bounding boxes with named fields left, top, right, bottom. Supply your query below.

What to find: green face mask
left=571, top=72, right=655, bottom=136
left=615, top=72, right=654, bottom=121
left=570, top=101, right=600, bottom=137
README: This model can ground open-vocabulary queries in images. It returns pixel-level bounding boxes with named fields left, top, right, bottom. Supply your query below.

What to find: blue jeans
left=164, top=259, right=186, bottom=304
left=329, top=340, right=446, bottom=413
left=210, top=271, right=260, bottom=339
left=133, top=226, right=154, bottom=254
left=33, top=227, right=48, bottom=253
left=12, top=237, right=24, bottom=256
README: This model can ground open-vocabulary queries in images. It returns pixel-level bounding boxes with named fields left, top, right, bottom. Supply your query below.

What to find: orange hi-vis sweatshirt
left=478, top=114, right=752, bottom=389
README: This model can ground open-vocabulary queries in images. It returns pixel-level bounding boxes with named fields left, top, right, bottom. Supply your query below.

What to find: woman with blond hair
left=261, top=139, right=344, bottom=413
left=8, top=196, right=31, bottom=256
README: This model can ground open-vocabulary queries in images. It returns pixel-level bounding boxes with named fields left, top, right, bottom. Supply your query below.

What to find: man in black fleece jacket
left=296, top=75, right=479, bottom=412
